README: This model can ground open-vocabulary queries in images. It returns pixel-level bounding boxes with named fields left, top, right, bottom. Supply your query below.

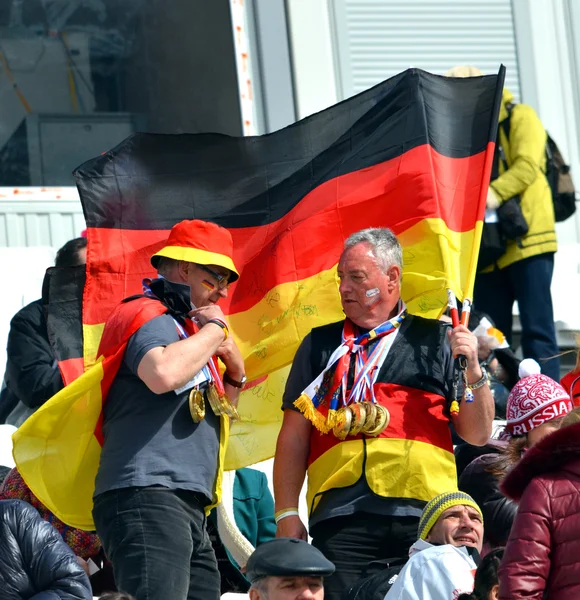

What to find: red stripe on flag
left=58, top=358, right=85, bottom=386
left=84, top=144, right=490, bottom=324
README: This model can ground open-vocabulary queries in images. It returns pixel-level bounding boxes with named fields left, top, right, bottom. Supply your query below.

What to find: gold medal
left=332, top=406, right=353, bottom=440
left=188, top=388, right=205, bottom=423
left=219, top=392, right=241, bottom=421
left=206, top=383, right=222, bottom=415
left=362, top=402, right=378, bottom=433
left=206, top=382, right=241, bottom=421
left=365, top=404, right=390, bottom=437
left=348, top=402, right=367, bottom=436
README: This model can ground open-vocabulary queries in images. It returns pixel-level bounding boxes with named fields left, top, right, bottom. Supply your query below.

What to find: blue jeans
left=93, top=487, right=220, bottom=600
left=474, top=253, right=560, bottom=381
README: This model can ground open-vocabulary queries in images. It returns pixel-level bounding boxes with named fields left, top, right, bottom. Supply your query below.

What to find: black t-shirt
left=94, top=314, right=221, bottom=501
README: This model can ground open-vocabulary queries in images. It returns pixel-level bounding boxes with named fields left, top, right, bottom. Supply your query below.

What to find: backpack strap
left=495, top=103, right=515, bottom=174
left=500, top=102, right=515, bottom=139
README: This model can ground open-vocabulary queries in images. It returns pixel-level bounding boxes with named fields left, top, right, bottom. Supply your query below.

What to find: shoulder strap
left=500, top=102, right=514, bottom=139
left=496, top=103, right=515, bottom=173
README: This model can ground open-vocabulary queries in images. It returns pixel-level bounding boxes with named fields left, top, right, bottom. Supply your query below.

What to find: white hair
left=344, top=227, right=403, bottom=273
left=250, top=577, right=269, bottom=599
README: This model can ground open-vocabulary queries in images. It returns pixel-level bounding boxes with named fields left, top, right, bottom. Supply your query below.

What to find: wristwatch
left=467, top=367, right=489, bottom=390
left=223, top=371, right=247, bottom=389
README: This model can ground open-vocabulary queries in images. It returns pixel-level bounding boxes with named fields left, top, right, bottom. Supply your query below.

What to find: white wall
left=285, top=0, right=340, bottom=119
left=0, top=187, right=84, bottom=382
left=0, top=246, right=56, bottom=382
left=0, top=187, right=84, bottom=248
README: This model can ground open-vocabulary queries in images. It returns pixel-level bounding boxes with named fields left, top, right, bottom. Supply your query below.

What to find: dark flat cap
left=246, top=538, right=335, bottom=583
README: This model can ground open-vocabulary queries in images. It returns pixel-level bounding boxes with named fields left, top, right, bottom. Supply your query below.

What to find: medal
left=332, top=406, right=353, bottom=440
left=362, top=402, right=378, bottom=433
left=207, top=382, right=240, bottom=421
left=188, top=388, right=205, bottom=423
left=219, top=392, right=241, bottom=421
left=168, top=317, right=238, bottom=422
left=348, top=402, right=367, bottom=436
left=365, top=404, right=390, bottom=437
left=206, top=383, right=223, bottom=415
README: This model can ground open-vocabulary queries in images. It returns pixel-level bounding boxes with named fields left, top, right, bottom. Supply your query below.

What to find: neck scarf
left=141, top=277, right=193, bottom=318
left=295, top=300, right=406, bottom=433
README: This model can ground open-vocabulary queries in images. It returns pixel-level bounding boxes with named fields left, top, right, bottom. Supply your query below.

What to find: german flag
left=14, top=67, right=504, bottom=528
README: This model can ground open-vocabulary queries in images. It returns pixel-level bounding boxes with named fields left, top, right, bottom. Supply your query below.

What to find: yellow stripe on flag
left=79, top=219, right=481, bottom=472
left=13, top=360, right=106, bottom=530
left=83, top=322, right=105, bottom=369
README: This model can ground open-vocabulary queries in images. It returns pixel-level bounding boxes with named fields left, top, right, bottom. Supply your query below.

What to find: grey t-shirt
left=94, top=314, right=221, bottom=502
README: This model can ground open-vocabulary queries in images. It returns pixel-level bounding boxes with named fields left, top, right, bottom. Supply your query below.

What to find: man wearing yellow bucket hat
left=92, top=219, right=245, bottom=600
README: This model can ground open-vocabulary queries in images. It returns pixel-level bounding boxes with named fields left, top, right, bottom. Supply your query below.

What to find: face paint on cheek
left=201, top=280, right=215, bottom=291
left=365, top=287, right=380, bottom=308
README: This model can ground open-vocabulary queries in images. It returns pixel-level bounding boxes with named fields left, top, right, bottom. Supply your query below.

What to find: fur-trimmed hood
left=501, top=422, right=580, bottom=501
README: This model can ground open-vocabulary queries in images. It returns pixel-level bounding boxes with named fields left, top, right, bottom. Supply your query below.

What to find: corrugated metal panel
left=0, top=187, right=84, bottom=248
left=332, top=0, right=520, bottom=100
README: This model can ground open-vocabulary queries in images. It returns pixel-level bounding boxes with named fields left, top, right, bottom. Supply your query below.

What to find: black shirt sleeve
left=282, top=333, right=314, bottom=412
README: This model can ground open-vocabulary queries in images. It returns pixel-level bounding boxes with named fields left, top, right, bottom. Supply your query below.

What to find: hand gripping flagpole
left=447, top=289, right=470, bottom=415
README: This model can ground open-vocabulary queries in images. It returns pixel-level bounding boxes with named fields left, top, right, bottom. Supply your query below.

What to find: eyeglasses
left=197, top=264, right=231, bottom=290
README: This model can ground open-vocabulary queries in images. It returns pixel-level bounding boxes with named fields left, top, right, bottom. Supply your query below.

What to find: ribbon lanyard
left=171, top=317, right=225, bottom=395
left=171, top=317, right=213, bottom=384
left=342, top=312, right=405, bottom=406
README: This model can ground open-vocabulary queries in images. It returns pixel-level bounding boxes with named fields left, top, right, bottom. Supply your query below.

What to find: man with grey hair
left=273, top=227, right=494, bottom=600
left=246, top=538, right=334, bottom=600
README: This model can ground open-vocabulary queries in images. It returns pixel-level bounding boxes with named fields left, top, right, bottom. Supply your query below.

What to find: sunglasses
left=197, top=264, right=231, bottom=290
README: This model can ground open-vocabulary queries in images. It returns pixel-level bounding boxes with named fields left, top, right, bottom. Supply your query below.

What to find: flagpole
left=461, top=64, right=506, bottom=309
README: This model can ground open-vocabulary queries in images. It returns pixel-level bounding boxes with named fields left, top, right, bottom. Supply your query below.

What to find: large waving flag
left=14, top=68, right=504, bottom=529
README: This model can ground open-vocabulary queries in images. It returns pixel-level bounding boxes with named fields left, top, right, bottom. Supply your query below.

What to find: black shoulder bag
left=496, top=106, right=529, bottom=240
left=478, top=116, right=528, bottom=271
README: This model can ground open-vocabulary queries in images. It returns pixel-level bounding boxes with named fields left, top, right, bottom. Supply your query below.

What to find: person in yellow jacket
left=447, top=66, right=560, bottom=381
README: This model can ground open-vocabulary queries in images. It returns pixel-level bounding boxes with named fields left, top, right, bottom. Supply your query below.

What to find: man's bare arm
left=273, top=409, right=311, bottom=540
left=138, top=323, right=225, bottom=394
left=449, top=325, right=495, bottom=445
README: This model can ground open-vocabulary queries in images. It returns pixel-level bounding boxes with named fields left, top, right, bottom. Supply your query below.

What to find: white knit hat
left=506, top=359, right=572, bottom=436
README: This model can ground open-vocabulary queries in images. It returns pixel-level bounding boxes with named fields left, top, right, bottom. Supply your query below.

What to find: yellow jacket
left=486, top=89, right=557, bottom=270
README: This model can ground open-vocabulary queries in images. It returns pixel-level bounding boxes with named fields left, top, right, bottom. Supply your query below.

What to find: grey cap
left=246, top=538, right=335, bottom=584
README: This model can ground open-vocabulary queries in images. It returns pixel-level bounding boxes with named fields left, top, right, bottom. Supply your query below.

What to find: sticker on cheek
left=201, top=280, right=215, bottom=291
left=366, top=288, right=380, bottom=298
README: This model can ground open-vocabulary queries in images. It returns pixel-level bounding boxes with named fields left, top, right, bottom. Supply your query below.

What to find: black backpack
left=344, top=558, right=407, bottom=600
left=502, top=104, right=576, bottom=222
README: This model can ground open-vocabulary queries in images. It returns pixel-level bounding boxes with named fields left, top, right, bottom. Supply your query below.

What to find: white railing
left=0, top=187, right=84, bottom=248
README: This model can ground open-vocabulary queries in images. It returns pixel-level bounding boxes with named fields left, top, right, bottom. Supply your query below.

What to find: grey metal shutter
left=332, top=0, right=520, bottom=100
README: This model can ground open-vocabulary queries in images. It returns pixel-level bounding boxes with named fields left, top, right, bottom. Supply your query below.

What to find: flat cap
left=246, top=538, right=335, bottom=583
